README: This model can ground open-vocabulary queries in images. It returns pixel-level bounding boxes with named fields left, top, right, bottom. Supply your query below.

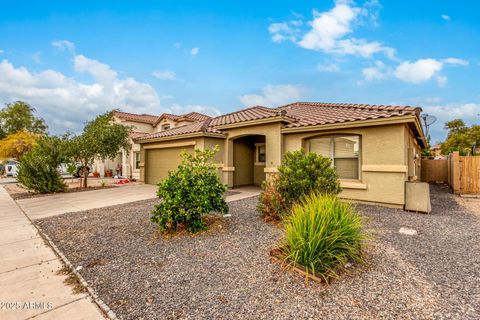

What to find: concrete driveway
left=17, top=184, right=157, bottom=220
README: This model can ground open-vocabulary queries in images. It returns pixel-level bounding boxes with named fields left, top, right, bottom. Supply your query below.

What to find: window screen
left=308, top=135, right=360, bottom=180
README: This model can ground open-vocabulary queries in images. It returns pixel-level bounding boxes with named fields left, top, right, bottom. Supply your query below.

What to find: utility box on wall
left=405, top=181, right=432, bottom=213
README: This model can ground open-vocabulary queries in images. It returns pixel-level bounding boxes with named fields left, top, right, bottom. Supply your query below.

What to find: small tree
left=0, top=130, right=40, bottom=159
left=258, top=149, right=341, bottom=220
left=0, top=101, right=47, bottom=139
left=150, top=146, right=228, bottom=233
left=68, top=111, right=131, bottom=188
left=441, top=119, right=480, bottom=155
left=17, top=136, right=68, bottom=193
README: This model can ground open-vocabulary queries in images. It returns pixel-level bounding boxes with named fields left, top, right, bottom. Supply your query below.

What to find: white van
left=4, top=160, right=19, bottom=177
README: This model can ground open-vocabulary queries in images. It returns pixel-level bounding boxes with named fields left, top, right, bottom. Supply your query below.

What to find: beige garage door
left=145, top=146, right=194, bottom=184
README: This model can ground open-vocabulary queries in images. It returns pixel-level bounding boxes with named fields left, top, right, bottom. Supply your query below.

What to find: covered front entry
left=233, top=135, right=266, bottom=187
left=145, top=146, right=194, bottom=184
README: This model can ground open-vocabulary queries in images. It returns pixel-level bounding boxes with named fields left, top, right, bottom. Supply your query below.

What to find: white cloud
left=394, top=59, right=443, bottom=84
left=168, top=104, right=221, bottom=117
left=423, top=102, right=480, bottom=141
left=441, top=14, right=450, bottom=21
left=317, top=63, right=340, bottom=72
left=442, top=57, right=469, bottom=66
left=152, top=69, right=176, bottom=80
left=270, top=0, right=395, bottom=59
left=268, top=21, right=302, bottom=43
left=424, top=103, right=479, bottom=124
left=74, top=54, right=118, bottom=83
left=239, top=84, right=307, bottom=107
left=191, top=47, right=199, bottom=55
left=0, top=57, right=162, bottom=134
left=51, top=40, right=75, bottom=53
left=362, top=60, right=389, bottom=81
left=0, top=49, right=3, bottom=54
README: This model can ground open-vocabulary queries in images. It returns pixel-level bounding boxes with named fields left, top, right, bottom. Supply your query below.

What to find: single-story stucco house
left=131, top=102, right=426, bottom=208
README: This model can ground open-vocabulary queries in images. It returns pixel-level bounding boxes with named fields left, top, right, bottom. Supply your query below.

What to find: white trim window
left=308, top=135, right=361, bottom=180
left=134, top=152, right=141, bottom=170
left=255, top=143, right=266, bottom=165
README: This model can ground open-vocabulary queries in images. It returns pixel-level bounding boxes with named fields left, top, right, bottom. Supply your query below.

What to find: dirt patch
left=56, top=265, right=88, bottom=294
left=4, top=183, right=116, bottom=200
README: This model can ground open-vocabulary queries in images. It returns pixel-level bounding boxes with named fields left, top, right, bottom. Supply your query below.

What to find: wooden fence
left=459, top=156, right=480, bottom=194
left=421, top=152, right=480, bottom=194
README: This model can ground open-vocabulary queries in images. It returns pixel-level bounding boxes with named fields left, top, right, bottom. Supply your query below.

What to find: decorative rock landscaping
left=35, top=185, right=480, bottom=319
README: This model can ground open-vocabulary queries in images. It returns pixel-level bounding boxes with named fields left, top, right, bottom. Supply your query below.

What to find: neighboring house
left=93, top=110, right=211, bottom=179
left=429, top=144, right=444, bottom=159
left=134, top=102, right=426, bottom=208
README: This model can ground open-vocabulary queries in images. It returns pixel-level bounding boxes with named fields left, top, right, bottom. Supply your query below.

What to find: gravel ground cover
left=36, top=184, right=479, bottom=319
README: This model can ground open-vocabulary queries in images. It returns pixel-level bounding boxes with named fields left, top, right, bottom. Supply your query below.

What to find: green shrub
left=150, top=146, right=228, bottom=233
left=277, top=150, right=341, bottom=203
left=258, top=149, right=341, bottom=220
left=17, top=136, right=68, bottom=193
left=280, top=193, right=365, bottom=282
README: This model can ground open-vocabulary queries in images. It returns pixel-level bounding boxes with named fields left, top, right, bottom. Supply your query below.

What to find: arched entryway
left=232, top=135, right=266, bottom=187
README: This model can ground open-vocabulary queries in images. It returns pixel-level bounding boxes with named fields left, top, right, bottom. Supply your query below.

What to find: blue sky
left=0, top=0, right=479, bottom=142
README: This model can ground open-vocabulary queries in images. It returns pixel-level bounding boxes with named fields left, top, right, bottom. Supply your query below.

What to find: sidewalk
left=0, top=186, right=105, bottom=320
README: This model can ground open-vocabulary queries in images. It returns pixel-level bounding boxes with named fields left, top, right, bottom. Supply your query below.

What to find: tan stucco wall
left=283, top=124, right=408, bottom=206
left=138, top=120, right=423, bottom=207
left=115, top=119, right=154, bottom=133
left=221, top=122, right=282, bottom=187
left=404, top=124, right=422, bottom=181
left=95, top=117, right=156, bottom=179
left=154, top=119, right=177, bottom=132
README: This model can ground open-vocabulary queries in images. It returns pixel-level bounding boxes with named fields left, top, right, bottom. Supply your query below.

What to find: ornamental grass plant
left=281, top=192, right=366, bottom=282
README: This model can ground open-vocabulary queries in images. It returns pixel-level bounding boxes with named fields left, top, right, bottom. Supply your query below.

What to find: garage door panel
left=146, top=146, right=194, bottom=184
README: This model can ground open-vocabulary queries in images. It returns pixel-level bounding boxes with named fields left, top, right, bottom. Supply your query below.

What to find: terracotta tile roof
left=113, top=111, right=159, bottom=124
left=181, top=112, right=211, bottom=121
left=135, top=102, right=422, bottom=142
left=135, top=119, right=222, bottom=141
left=277, top=102, right=420, bottom=128
left=129, top=131, right=149, bottom=139
left=209, top=106, right=286, bottom=127
left=154, top=112, right=211, bottom=125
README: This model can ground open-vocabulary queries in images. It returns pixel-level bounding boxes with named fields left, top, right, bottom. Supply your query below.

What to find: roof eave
left=135, top=132, right=226, bottom=144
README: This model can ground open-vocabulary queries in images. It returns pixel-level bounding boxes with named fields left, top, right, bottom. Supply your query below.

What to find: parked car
left=74, top=165, right=91, bottom=178
left=4, top=160, right=20, bottom=177
left=57, top=162, right=92, bottom=178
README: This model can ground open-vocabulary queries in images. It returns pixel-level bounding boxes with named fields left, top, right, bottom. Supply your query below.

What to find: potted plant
left=92, top=171, right=100, bottom=178
left=105, top=169, right=113, bottom=177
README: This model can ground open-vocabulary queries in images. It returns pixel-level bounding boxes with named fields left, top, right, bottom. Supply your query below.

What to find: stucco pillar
left=139, top=147, right=146, bottom=182
left=222, top=138, right=234, bottom=187
left=121, top=150, right=129, bottom=178
left=264, top=127, right=282, bottom=182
